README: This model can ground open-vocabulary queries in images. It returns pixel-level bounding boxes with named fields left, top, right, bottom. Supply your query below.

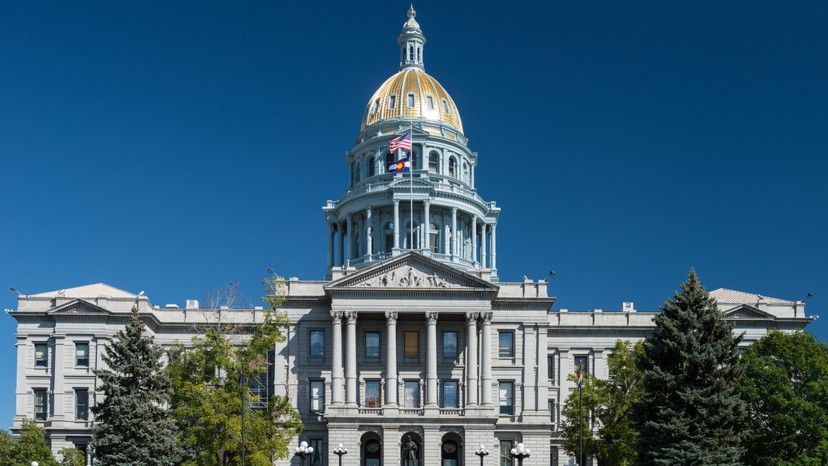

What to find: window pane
left=443, top=332, right=458, bottom=358
left=309, top=330, right=324, bottom=358
left=574, top=356, right=589, bottom=375
left=499, top=332, right=514, bottom=358
left=499, top=382, right=514, bottom=415
left=35, top=343, right=47, bottom=367
left=404, top=332, right=419, bottom=358
left=365, top=332, right=380, bottom=359
left=500, top=440, right=513, bottom=466
left=310, top=380, right=324, bottom=412
left=76, top=389, right=89, bottom=421
left=34, top=389, right=48, bottom=420
left=76, top=342, right=89, bottom=367
left=426, top=95, right=434, bottom=110
left=442, top=381, right=458, bottom=408
left=389, top=95, right=396, bottom=109
left=407, top=93, right=415, bottom=108
left=548, top=356, right=555, bottom=382
left=365, top=380, right=380, bottom=407
left=310, top=438, right=324, bottom=466
left=404, top=381, right=420, bottom=408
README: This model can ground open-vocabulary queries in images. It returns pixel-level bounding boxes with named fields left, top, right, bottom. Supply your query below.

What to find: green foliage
left=168, top=275, right=302, bottom=466
left=91, top=307, right=181, bottom=466
left=738, top=330, right=828, bottom=466
left=0, top=429, right=13, bottom=466
left=633, top=270, right=745, bottom=466
left=561, top=340, right=644, bottom=466
left=5, top=419, right=59, bottom=466
left=59, top=448, right=86, bottom=466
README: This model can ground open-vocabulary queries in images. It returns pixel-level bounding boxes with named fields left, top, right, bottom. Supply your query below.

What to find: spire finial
left=408, top=4, right=416, bottom=19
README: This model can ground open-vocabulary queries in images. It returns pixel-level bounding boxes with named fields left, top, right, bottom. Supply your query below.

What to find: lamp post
left=294, top=440, right=314, bottom=466
left=510, top=442, right=531, bottom=466
left=31, top=462, right=38, bottom=466
left=474, top=443, right=489, bottom=466
left=333, top=443, right=348, bottom=466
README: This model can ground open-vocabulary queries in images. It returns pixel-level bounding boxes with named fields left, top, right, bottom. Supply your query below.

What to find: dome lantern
left=397, top=5, right=426, bottom=70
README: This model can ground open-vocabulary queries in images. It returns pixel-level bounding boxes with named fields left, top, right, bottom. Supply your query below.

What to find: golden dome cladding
left=361, top=68, right=463, bottom=133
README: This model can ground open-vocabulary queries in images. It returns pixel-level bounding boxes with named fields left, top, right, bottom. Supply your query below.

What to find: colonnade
left=326, top=201, right=497, bottom=271
left=328, top=310, right=494, bottom=408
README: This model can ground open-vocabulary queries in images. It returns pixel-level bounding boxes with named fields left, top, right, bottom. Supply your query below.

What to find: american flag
left=389, top=130, right=412, bottom=152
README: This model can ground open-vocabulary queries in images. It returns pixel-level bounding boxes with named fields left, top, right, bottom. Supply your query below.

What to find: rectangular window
left=442, top=331, right=458, bottom=359
left=75, top=342, right=89, bottom=367
left=404, top=331, right=419, bottom=358
left=365, top=380, right=380, bottom=407
left=404, top=380, right=420, bottom=408
left=309, top=380, right=325, bottom=413
left=426, top=94, right=435, bottom=110
left=34, top=343, right=48, bottom=368
left=548, top=356, right=555, bottom=383
left=365, top=331, right=381, bottom=360
left=406, top=93, right=415, bottom=108
left=499, top=381, right=514, bottom=415
left=309, top=330, right=325, bottom=358
left=500, top=440, right=513, bottom=466
left=498, top=331, right=514, bottom=358
left=310, top=438, right=324, bottom=466
left=75, top=388, right=89, bottom=421
left=574, top=355, right=589, bottom=376
left=34, top=388, right=48, bottom=420
left=549, top=400, right=556, bottom=426
left=388, top=94, right=396, bottom=109
left=442, top=380, right=459, bottom=408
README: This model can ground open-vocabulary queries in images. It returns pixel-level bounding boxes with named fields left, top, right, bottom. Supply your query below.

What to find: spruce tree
left=633, top=270, right=745, bottom=465
left=91, top=307, right=180, bottom=466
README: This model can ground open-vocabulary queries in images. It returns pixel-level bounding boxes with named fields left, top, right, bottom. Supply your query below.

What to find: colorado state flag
left=389, top=157, right=411, bottom=173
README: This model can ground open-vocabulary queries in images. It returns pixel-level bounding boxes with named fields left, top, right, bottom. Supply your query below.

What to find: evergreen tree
left=91, top=307, right=181, bottom=466
left=7, top=419, right=59, bottom=466
left=738, top=330, right=828, bottom=465
left=633, top=270, right=745, bottom=465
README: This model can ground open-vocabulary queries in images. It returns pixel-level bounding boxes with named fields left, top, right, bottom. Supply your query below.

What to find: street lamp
left=333, top=443, right=348, bottom=466
left=510, top=442, right=531, bottom=466
left=31, top=462, right=38, bottom=466
left=474, top=443, right=489, bottom=466
left=294, top=440, right=314, bottom=466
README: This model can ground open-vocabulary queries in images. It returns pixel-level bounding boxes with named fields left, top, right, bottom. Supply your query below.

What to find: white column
left=465, top=312, right=478, bottom=406
left=327, top=222, right=334, bottom=270
left=491, top=223, right=497, bottom=271
left=426, top=311, right=439, bottom=406
left=471, top=216, right=478, bottom=264
left=537, top=324, right=549, bottom=412
left=385, top=311, right=398, bottom=406
left=393, top=199, right=400, bottom=252
left=346, top=214, right=354, bottom=261
left=481, top=224, right=488, bottom=268
left=52, top=334, right=65, bottom=421
left=330, top=311, right=344, bottom=404
left=366, top=207, right=373, bottom=259
left=522, top=324, right=536, bottom=413
left=14, top=336, right=27, bottom=421
left=345, top=311, right=358, bottom=406
left=480, top=312, right=493, bottom=406
left=451, top=207, right=458, bottom=258
left=423, top=200, right=430, bottom=251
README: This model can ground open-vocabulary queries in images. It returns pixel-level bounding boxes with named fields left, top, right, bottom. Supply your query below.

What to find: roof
left=28, top=283, right=138, bottom=299
left=709, top=288, right=794, bottom=305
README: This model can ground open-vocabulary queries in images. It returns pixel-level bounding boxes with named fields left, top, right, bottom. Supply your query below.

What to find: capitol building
left=9, top=7, right=814, bottom=466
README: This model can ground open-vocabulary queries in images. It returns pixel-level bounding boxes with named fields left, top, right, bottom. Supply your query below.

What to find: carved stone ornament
left=330, top=310, right=345, bottom=322
left=425, top=311, right=439, bottom=324
left=346, top=311, right=359, bottom=323
left=465, top=311, right=479, bottom=323
left=480, top=311, right=493, bottom=322
left=385, top=311, right=399, bottom=324
left=359, top=266, right=461, bottom=288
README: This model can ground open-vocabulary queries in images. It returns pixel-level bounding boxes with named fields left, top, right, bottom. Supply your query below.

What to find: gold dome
left=361, top=67, right=463, bottom=133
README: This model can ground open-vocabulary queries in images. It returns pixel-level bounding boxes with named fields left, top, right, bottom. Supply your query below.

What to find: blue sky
left=1, top=1, right=826, bottom=428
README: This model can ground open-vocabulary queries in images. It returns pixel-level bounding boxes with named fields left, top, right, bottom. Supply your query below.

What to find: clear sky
left=1, top=1, right=826, bottom=429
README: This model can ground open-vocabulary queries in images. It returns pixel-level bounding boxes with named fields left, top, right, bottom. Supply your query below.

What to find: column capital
left=480, top=311, right=493, bottom=323
left=345, top=311, right=358, bottom=323
left=385, top=311, right=398, bottom=324
left=330, top=310, right=345, bottom=322
left=425, top=311, right=439, bottom=324
left=465, top=312, right=479, bottom=323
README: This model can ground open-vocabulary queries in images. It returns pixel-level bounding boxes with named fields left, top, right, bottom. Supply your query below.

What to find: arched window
left=364, top=438, right=382, bottom=466
left=410, top=149, right=418, bottom=170
left=462, top=161, right=469, bottom=183
left=368, top=156, right=375, bottom=177
left=441, top=440, right=459, bottom=466
left=429, top=151, right=439, bottom=173
left=385, top=152, right=394, bottom=172
left=408, top=45, right=414, bottom=61
left=354, top=161, right=361, bottom=184
left=430, top=223, right=439, bottom=253
left=448, top=157, right=456, bottom=177
left=384, top=222, right=394, bottom=253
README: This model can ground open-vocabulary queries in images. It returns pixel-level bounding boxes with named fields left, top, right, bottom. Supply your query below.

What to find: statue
left=402, top=435, right=418, bottom=466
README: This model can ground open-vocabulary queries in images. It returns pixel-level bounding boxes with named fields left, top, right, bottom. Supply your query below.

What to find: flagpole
left=579, top=375, right=583, bottom=466
left=409, top=122, right=414, bottom=251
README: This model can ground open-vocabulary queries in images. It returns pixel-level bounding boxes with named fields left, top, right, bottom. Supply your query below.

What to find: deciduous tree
left=6, top=419, right=59, bottom=466
left=738, top=330, right=828, bottom=465
left=632, top=270, right=745, bottom=465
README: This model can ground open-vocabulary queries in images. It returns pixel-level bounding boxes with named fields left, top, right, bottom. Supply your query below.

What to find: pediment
left=326, top=252, right=497, bottom=291
left=723, top=304, right=776, bottom=320
left=47, top=298, right=112, bottom=316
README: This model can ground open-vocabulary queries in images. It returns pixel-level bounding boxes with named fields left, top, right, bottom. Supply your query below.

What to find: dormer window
left=426, top=95, right=434, bottom=110
left=442, top=99, right=450, bottom=115
left=388, top=94, right=396, bottom=109
left=371, top=98, right=380, bottom=116
left=407, top=93, right=415, bottom=108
